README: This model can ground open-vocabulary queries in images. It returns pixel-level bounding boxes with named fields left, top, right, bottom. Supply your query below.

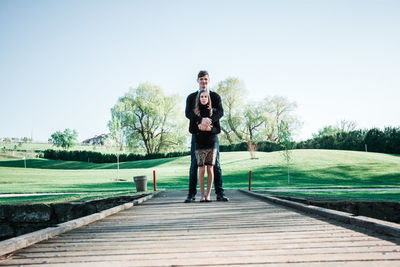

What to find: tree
left=383, top=126, right=400, bottom=154
left=313, top=120, right=357, bottom=138
left=107, top=111, right=125, bottom=181
left=278, top=120, right=293, bottom=184
left=51, top=129, right=78, bottom=150
left=262, top=96, right=301, bottom=142
left=243, top=102, right=265, bottom=158
left=216, top=77, right=247, bottom=144
left=109, top=82, right=186, bottom=154
left=313, top=125, right=340, bottom=138
left=364, top=128, right=385, bottom=152
left=216, top=78, right=301, bottom=158
left=337, top=120, right=357, bottom=132
left=216, top=78, right=265, bottom=158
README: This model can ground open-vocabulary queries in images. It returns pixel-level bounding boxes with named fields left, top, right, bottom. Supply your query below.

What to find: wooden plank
left=3, top=251, right=400, bottom=265
left=54, top=229, right=366, bottom=240
left=31, top=235, right=380, bottom=246
left=0, top=261, right=397, bottom=267
left=13, top=245, right=400, bottom=259
left=25, top=240, right=396, bottom=253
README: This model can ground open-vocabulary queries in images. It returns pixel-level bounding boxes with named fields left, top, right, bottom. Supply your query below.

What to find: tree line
left=296, top=126, right=400, bottom=154
left=42, top=149, right=190, bottom=163
left=42, top=126, right=400, bottom=163
left=47, top=77, right=399, bottom=157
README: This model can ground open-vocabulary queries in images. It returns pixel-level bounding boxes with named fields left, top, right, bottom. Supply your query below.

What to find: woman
left=189, top=89, right=221, bottom=202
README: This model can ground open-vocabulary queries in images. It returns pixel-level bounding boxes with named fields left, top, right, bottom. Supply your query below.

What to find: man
left=184, top=70, right=229, bottom=202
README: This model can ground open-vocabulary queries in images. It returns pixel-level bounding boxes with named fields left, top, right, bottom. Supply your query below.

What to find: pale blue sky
left=1, top=0, right=399, bottom=142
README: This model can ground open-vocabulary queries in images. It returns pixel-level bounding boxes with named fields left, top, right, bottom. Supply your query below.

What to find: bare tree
left=216, top=78, right=264, bottom=158
left=263, top=96, right=301, bottom=142
left=216, top=78, right=301, bottom=159
left=109, top=83, right=186, bottom=154
left=278, top=120, right=293, bottom=184
left=337, top=120, right=357, bottom=132
left=107, top=111, right=125, bottom=181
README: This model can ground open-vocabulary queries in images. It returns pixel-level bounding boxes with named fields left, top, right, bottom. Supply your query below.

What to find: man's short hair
left=197, top=70, right=209, bottom=79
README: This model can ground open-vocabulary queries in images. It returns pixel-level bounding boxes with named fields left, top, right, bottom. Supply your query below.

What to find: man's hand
left=201, top=117, right=212, bottom=126
left=198, top=117, right=212, bottom=131
left=198, top=124, right=212, bottom=131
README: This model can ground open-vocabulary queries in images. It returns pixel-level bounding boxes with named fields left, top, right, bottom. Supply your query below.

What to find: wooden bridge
left=1, top=190, right=400, bottom=266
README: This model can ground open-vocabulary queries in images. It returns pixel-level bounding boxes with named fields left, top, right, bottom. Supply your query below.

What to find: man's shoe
left=184, top=195, right=196, bottom=203
left=216, top=194, right=229, bottom=202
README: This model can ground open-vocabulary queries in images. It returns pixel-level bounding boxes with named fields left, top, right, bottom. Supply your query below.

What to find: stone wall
left=0, top=194, right=147, bottom=241
left=277, top=196, right=400, bottom=223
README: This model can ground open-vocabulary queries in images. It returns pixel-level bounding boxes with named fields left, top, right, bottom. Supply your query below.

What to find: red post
left=153, top=170, right=157, bottom=191
left=248, top=170, right=252, bottom=191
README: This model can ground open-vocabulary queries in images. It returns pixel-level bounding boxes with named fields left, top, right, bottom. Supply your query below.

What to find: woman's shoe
left=200, top=198, right=206, bottom=202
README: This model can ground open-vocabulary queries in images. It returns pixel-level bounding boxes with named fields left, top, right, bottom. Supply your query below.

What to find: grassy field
left=258, top=190, right=400, bottom=202
left=0, top=192, right=146, bottom=205
left=0, top=141, right=136, bottom=158
left=0, top=141, right=114, bottom=152
left=0, top=149, right=399, bottom=204
left=0, top=141, right=54, bottom=151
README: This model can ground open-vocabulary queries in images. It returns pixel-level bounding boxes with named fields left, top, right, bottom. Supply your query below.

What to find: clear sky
left=1, top=0, right=399, bottom=142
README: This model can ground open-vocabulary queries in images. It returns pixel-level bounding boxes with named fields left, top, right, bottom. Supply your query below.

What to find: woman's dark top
left=185, top=90, right=224, bottom=125
left=189, top=104, right=221, bottom=149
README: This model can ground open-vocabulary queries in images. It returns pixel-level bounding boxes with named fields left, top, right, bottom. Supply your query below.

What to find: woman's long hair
left=194, top=90, right=213, bottom=117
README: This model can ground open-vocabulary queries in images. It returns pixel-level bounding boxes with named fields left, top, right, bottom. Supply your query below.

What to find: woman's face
left=200, top=92, right=209, bottom=105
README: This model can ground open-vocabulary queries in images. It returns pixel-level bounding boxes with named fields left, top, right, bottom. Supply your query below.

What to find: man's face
left=197, top=75, right=210, bottom=89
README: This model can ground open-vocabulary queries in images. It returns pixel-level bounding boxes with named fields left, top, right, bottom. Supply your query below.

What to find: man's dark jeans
left=188, top=134, right=224, bottom=197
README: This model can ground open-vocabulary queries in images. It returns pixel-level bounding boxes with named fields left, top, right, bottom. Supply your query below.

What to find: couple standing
left=184, top=70, right=229, bottom=203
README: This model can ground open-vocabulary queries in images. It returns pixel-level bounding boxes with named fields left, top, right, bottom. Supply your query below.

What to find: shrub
left=42, top=149, right=190, bottom=163
left=383, top=127, right=400, bottom=154
left=41, top=126, right=400, bottom=163
left=365, top=128, right=385, bottom=152
left=296, top=127, right=399, bottom=154
left=219, top=141, right=283, bottom=153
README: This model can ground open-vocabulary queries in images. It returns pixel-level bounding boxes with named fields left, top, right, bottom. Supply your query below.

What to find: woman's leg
left=205, top=165, right=214, bottom=201
left=198, top=166, right=206, bottom=200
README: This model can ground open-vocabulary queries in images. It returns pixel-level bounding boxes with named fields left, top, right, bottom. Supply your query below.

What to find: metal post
left=248, top=170, right=252, bottom=191
left=117, top=154, right=120, bottom=181
left=153, top=170, right=157, bottom=191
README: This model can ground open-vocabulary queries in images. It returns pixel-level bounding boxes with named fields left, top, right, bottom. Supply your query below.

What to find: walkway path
left=1, top=190, right=400, bottom=266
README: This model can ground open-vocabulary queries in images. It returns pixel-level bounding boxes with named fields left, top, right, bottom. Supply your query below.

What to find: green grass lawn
left=257, top=190, right=400, bottom=202
left=0, top=149, right=399, bottom=204
left=0, top=191, right=145, bottom=205
left=0, top=141, right=138, bottom=155
left=0, top=141, right=54, bottom=151
left=0, top=154, right=21, bottom=161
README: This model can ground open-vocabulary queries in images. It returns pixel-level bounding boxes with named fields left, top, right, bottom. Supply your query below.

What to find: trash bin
left=133, top=175, right=147, bottom=192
